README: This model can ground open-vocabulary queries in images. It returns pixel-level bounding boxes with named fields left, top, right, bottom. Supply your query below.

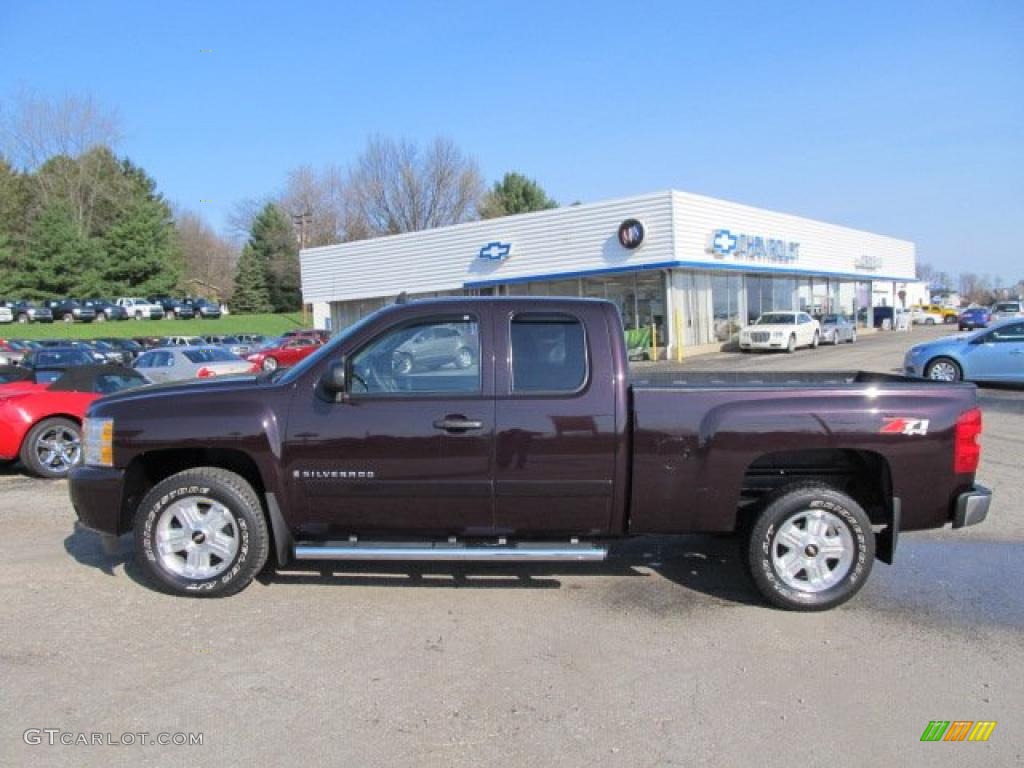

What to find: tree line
left=917, top=262, right=1024, bottom=306
left=0, top=93, right=562, bottom=315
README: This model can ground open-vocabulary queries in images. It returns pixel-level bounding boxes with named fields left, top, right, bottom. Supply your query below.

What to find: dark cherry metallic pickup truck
left=69, top=298, right=991, bottom=610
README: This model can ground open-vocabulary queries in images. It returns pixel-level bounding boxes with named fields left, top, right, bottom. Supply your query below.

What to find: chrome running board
left=293, top=539, right=607, bottom=562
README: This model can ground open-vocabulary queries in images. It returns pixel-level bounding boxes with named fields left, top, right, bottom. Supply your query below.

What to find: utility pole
left=293, top=211, right=312, bottom=326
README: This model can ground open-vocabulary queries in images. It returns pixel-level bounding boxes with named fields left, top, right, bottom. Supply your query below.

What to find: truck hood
left=90, top=373, right=266, bottom=410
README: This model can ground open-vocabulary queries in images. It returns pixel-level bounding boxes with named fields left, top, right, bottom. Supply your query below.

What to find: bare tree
left=0, top=91, right=122, bottom=234
left=346, top=136, right=483, bottom=238
left=278, top=164, right=348, bottom=247
left=174, top=207, right=239, bottom=298
left=226, top=196, right=272, bottom=242
left=915, top=261, right=935, bottom=284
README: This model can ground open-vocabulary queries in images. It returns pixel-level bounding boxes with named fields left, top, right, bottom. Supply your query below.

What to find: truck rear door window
left=511, top=313, right=587, bottom=393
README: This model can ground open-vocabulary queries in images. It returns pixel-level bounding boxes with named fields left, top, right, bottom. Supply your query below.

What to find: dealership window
left=711, top=273, right=742, bottom=342
left=747, top=275, right=798, bottom=323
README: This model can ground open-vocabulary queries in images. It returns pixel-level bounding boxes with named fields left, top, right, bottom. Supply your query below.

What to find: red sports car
left=0, top=365, right=147, bottom=478
left=245, top=336, right=322, bottom=372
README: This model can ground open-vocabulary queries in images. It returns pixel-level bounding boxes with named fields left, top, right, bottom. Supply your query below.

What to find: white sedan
left=739, top=311, right=820, bottom=353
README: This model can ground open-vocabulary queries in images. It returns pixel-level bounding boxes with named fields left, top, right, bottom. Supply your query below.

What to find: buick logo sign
left=617, top=219, right=645, bottom=250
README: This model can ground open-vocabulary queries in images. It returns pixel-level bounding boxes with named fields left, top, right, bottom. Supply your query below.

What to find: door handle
left=433, top=416, right=484, bottom=432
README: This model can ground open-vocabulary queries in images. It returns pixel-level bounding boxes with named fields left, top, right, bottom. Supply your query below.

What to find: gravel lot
left=1, top=324, right=1021, bottom=767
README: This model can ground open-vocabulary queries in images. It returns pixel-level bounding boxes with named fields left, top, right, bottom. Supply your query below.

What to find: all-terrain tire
left=745, top=482, right=874, bottom=611
left=134, top=467, right=269, bottom=597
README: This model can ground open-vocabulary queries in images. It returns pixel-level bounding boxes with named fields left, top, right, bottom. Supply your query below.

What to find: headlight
left=83, top=418, right=114, bottom=467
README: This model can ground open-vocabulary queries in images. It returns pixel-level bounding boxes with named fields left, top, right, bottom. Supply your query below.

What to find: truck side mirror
left=318, top=359, right=348, bottom=401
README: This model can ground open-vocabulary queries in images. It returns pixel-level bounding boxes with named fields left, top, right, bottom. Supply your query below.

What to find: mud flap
left=875, top=497, right=900, bottom=565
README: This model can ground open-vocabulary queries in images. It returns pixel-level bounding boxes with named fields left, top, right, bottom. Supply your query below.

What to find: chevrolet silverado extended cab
left=69, top=298, right=991, bottom=610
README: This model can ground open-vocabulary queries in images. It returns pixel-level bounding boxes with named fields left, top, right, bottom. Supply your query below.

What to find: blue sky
left=2, top=0, right=1021, bottom=281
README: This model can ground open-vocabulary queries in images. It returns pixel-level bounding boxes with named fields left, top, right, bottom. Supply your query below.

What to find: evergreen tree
left=101, top=197, right=182, bottom=296
left=247, top=204, right=301, bottom=312
left=231, top=244, right=273, bottom=314
left=480, top=172, right=558, bottom=219
left=17, top=203, right=102, bottom=298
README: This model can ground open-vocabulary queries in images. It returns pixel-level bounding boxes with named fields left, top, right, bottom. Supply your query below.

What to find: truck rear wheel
left=745, top=483, right=874, bottom=611
left=134, top=468, right=269, bottom=597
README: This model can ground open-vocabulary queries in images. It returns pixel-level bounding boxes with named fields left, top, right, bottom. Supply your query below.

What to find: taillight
left=954, top=407, right=982, bottom=474
left=197, top=367, right=216, bottom=378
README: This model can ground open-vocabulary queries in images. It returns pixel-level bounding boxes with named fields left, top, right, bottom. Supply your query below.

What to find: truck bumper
left=952, top=485, right=991, bottom=528
left=68, top=465, right=128, bottom=536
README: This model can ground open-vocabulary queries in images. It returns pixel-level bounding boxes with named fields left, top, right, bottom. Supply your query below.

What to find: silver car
left=990, top=300, right=1023, bottom=321
left=133, top=346, right=253, bottom=383
left=817, top=314, right=857, bottom=345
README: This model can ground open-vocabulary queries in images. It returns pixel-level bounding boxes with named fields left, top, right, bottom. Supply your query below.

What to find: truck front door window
left=350, top=316, right=480, bottom=394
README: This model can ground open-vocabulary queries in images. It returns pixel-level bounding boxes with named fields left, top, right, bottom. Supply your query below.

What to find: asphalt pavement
left=1, top=323, right=1021, bottom=767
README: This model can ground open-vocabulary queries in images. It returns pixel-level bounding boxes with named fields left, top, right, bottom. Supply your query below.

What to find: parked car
left=245, top=336, right=321, bottom=371
left=82, top=299, right=128, bottom=322
left=183, top=297, right=222, bottom=319
left=132, top=336, right=165, bottom=350
left=816, top=314, right=857, bottom=345
left=236, top=333, right=267, bottom=347
left=282, top=329, right=331, bottom=343
left=391, top=323, right=476, bottom=373
left=157, top=335, right=205, bottom=347
left=0, top=304, right=12, bottom=324
left=79, top=340, right=133, bottom=366
left=133, top=346, right=254, bottom=383
left=922, top=304, right=959, bottom=324
left=910, top=305, right=945, bottom=325
left=115, top=297, right=165, bottom=320
left=738, top=311, right=820, bottom=353
left=958, top=307, right=991, bottom=331
left=70, top=297, right=990, bottom=608
left=0, top=364, right=147, bottom=478
left=97, top=337, right=144, bottom=361
left=0, top=339, right=38, bottom=365
left=10, top=301, right=53, bottom=324
left=43, top=299, right=97, bottom=324
left=990, top=300, right=1023, bottom=321
left=149, top=296, right=195, bottom=320
left=202, top=335, right=251, bottom=356
left=18, top=347, right=100, bottom=380
left=904, top=318, right=1024, bottom=383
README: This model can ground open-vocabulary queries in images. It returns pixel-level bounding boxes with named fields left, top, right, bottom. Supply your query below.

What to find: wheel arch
left=120, top=448, right=282, bottom=557
left=740, top=448, right=895, bottom=543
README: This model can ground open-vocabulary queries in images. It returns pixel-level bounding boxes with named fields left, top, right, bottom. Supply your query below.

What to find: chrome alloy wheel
left=771, top=509, right=854, bottom=593
left=927, top=360, right=959, bottom=381
left=155, top=497, right=239, bottom=580
left=35, top=425, right=81, bottom=474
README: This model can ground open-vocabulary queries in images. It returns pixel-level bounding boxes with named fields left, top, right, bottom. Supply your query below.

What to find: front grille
left=750, top=332, right=770, bottom=343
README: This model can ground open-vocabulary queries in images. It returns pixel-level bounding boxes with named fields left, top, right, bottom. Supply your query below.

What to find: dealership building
left=301, top=190, right=916, bottom=357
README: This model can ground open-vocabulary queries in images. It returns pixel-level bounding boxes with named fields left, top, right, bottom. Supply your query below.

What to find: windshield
left=821, top=315, right=839, bottom=323
left=183, top=348, right=239, bottom=363
left=756, top=313, right=796, bottom=325
left=277, top=315, right=372, bottom=385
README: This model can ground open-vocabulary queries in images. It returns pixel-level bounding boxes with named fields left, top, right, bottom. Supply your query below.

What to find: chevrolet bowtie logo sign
left=712, top=229, right=738, bottom=255
left=479, top=242, right=512, bottom=261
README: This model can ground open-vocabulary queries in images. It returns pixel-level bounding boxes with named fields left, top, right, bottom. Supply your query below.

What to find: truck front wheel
left=134, top=468, right=269, bottom=597
left=745, top=483, right=874, bottom=611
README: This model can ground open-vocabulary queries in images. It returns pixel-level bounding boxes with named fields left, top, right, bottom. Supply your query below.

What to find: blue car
left=957, top=306, right=991, bottom=331
left=904, top=318, right=1024, bottom=383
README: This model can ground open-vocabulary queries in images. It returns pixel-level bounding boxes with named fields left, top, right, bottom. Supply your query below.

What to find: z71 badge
left=880, top=417, right=930, bottom=436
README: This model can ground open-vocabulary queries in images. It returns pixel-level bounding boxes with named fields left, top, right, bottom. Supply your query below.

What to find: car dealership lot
left=1, top=324, right=1021, bottom=768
